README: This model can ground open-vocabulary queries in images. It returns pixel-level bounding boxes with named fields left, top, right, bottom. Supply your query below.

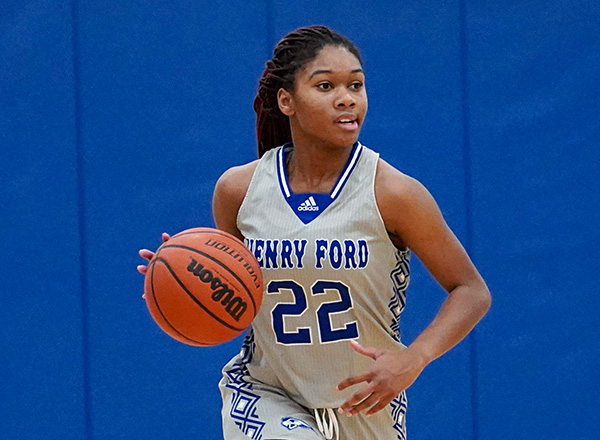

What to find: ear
left=277, top=88, right=295, bottom=116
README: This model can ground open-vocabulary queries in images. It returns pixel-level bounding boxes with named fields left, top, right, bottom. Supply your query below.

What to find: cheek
left=359, top=91, right=368, bottom=111
left=295, top=96, right=329, bottom=124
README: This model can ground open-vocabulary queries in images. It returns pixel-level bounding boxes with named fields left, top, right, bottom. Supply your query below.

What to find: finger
left=139, top=249, right=155, bottom=261
left=338, top=384, right=376, bottom=414
left=337, top=372, right=371, bottom=391
left=137, top=264, right=148, bottom=275
left=364, top=395, right=394, bottom=417
left=345, top=392, right=382, bottom=416
left=349, top=340, right=380, bottom=360
left=162, top=232, right=171, bottom=242
left=142, top=293, right=147, bottom=299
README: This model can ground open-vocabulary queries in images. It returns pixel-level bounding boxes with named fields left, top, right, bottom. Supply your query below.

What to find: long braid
left=253, top=66, right=292, bottom=158
left=254, top=25, right=363, bottom=157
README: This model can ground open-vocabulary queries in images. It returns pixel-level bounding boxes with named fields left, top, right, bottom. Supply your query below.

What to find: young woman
left=139, top=25, right=490, bottom=440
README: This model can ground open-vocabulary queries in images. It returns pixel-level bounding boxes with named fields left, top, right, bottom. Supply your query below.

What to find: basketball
left=144, top=227, right=263, bottom=346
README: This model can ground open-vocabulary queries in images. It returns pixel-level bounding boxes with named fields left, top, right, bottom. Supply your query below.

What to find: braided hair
left=254, top=25, right=363, bottom=157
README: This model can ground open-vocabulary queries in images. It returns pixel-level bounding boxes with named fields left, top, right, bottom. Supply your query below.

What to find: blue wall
left=1, top=1, right=598, bottom=439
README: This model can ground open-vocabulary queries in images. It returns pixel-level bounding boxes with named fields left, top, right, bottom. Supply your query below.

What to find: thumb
left=349, top=339, right=381, bottom=360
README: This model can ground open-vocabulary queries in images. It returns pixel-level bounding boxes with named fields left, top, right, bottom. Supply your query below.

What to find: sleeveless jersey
left=236, top=142, right=410, bottom=409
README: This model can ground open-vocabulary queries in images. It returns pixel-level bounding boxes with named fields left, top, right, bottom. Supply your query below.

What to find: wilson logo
left=186, top=259, right=247, bottom=321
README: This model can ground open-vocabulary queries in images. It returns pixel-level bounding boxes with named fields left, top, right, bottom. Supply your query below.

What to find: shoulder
left=374, top=158, right=488, bottom=296
left=375, top=158, right=432, bottom=211
left=212, top=160, right=259, bottom=240
left=214, top=160, right=259, bottom=200
left=374, top=158, right=443, bottom=248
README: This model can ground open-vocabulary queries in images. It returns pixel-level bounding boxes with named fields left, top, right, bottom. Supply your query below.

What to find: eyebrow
left=308, top=68, right=364, bottom=80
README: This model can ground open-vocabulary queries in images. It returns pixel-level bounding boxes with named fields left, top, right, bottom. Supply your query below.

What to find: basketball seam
left=148, top=260, right=212, bottom=346
left=168, top=228, right=258, bottom=268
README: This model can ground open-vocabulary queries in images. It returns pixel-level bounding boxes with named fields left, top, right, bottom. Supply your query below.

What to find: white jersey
left=235, top=142, right=410, bottom=409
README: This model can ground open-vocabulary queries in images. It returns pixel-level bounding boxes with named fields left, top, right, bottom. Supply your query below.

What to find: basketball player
left=140, top=25, right=491, bottom=440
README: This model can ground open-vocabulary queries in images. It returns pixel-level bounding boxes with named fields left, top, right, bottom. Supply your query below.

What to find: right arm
left=211, top=161, right=258, bottom=241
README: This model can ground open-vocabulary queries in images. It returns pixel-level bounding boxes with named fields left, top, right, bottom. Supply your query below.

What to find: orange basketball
left=144, top=227, right=263, bottom=346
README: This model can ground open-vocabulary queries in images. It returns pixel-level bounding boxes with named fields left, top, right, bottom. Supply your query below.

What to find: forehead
left=299, top=45, right=363, bottom=77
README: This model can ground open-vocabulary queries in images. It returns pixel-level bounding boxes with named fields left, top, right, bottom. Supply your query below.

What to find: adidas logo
left=298, top=196, right=319, bottom=211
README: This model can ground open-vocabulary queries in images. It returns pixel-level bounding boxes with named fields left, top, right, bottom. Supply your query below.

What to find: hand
left=337, top=340, right=428, bottom=417
left=137, top=232, right=170, bottom=274
left=137, top=233, right=170, bottom=297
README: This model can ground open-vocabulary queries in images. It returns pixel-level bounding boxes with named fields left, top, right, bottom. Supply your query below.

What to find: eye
left=349, top=81, right=363, bottom=91
left=316, top=82, right=333, bottom=90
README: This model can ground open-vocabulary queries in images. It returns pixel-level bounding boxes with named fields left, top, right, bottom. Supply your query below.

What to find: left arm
left=338, top=159, right=491, bottom=416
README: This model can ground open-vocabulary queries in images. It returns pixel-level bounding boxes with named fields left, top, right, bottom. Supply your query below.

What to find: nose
left=335, top=87, right=356, bottom=108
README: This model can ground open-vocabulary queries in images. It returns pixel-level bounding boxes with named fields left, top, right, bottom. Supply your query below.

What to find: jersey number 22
left=267, top=280, right=359, bottom=345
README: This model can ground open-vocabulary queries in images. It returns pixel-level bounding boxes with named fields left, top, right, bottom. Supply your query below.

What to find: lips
left=336, top=114, right=359, bottom=131
left=335, top=114, right=358, bottom=131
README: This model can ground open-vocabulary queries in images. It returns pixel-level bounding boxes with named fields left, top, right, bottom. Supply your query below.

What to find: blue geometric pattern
left=390, top=391, right=408, bottom=440
left=389, top=249, right=411, bottom=341
left=225, top=329, right=265, bottom=439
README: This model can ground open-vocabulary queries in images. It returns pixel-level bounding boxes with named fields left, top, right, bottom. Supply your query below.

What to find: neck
left=286, top=140, right=355, bottom=194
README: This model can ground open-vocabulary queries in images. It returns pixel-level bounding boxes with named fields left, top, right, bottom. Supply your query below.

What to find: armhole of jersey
left=370, top=155, right=404, bottom=252
left=235, top=150, right=272, bottom=234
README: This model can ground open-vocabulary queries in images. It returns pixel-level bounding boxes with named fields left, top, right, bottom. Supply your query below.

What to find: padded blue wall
left=1, top=1, right=85, bottom=438
left=1, top=1, right=598, bottom=439
left=466, top=2, right=600, bottom=438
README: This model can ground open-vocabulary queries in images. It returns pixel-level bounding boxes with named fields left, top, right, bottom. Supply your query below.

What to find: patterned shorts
left=219, top=337, right=408, bottom=440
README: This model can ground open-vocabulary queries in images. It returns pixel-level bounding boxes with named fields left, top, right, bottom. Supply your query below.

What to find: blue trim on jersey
left=390, top=392, right=408, bottom=440
left=225, top=329, right=266, bottom=440
left=389, top=249, right=411, bottom=342
left=330, top=142, right=363, bottom=198
left=277, top=142, right=364, bottom=224
left=276, top=147, right=291, bottom=198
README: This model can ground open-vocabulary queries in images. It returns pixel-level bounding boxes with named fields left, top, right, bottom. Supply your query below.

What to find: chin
left=338, top=132, right=361, bottom=147
left=306, top=130, right=361, bottom=150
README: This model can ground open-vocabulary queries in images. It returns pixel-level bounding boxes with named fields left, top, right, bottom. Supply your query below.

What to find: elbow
left=458, top=279, right=491, bottom=318
left=448, top=278, right=492, bottom=319
left=477, top=284, right=492, bottom=317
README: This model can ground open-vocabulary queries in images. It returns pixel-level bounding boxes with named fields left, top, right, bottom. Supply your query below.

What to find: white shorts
left=219, top=337, right=407, bottom=440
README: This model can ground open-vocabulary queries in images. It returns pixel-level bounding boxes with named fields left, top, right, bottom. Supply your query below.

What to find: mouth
left=336, top=115, right=360, bottom=131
